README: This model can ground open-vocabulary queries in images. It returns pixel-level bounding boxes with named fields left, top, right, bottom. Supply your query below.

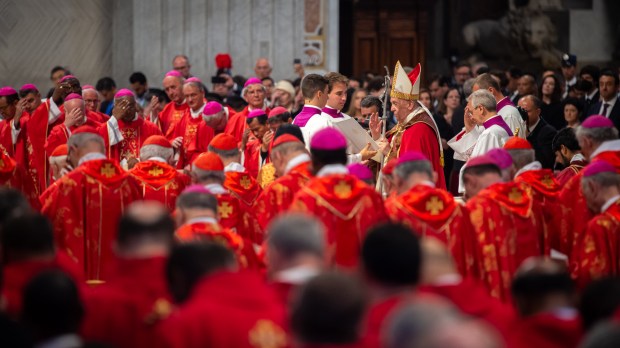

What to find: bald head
left=255, top=58, right=272, bottom=79
left=117, top=201, right=175, bottom=255
left=64, top=97, right=85, bottom=115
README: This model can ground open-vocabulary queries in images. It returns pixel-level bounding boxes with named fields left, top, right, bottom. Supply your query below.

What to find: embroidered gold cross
left=248, top=319, right=287, bottom=348
left=0, top=159, right=5, bottom=169
left=334, top=181, right=352, bottom=198
left=425, top=196, right=444, bottom=215
left=100, top=163, right=116, bottom=178
left=148, top=167, right=164, bottom=177
left=508, top=187, right=523, bottom=203
left=541, top=175, right=553, bottom=188
left=219, top=202, right=233, bottom=218
left=240, top=175, right=252, bottom=189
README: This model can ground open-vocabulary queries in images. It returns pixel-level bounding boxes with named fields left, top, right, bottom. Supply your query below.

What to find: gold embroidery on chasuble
left=541, top=175, right=554, bottom=189
left=334, top=181, right=352, bottom=199
left=120, top=127, right=139, bottom=159
left=100, top=163, right=117, bottom=178
left=219, top=202, right=233, bottom=218
left=148, top=167, right=164, bottom=176
left=425, top=196, right=444, bottom=215
left=248, top=319, right=287, bottom=348
left=508, top=188, right=523, bottom=204
left=240, top=175, right=252, bottom=190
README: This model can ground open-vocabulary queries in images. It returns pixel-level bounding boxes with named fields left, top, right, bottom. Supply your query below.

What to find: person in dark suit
left=518, top=95, right=557, bottom=169
left=586, top=70, right=620, bottom=132
left=579, top=65, right=601, bottom=110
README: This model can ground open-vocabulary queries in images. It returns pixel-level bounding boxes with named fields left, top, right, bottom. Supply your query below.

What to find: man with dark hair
left=553, top=127, right=587, bottom=185
left=1, top=214, right=82, bottom=318
left=507, top=67, right=524, bottom=103
left=18, top=83, right=41, bottom=114
left=129, top=72, right=163, bottom=109
left=292, top=73, right=329, bottom=127
left=359, top=222, right=420, bottom=347
left=586, top=70, right=620, bottom=132
left=0, top=86, right=29, bottom=166
left=22, top=270, right=85, bottom=348
left=291, top=127, right=387, bottom=268
left=292, top=272, right=367, bottom=347
left=0, top=188, right=31, bottom=225
left=429, top=75, right=451, bottom=110
left=579, top=277, right=620, bottom=332
left=82, top=201, right=175, bottom=348
left=518, top=95, right=557, bottom=169
left=360, top=95, right=382, bottom=129
left=507, top=257, right=582, bottom=348
left=159, top=241, right=288, bottom=347
left=463, top=155, right=544, bottom=301
left=580, top=65, right=601, bottom=108
left=95, top=77, right=117, bottom=115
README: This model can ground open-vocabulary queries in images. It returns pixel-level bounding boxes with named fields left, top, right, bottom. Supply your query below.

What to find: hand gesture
left=112, top=99, right=129, bottom=120
left=369, top=112, right=383, bottom=140
left=241, top=128, right=251, bottom=149
left=14, top=99, right=27, bottom=124
left=52, top=82, right=71, bottom=102
left=127, top=157, right=139, bottom=170
left=464, top=107, right=475, bottom=132
left=64, top=107, right=83, bottom=128
left=377, top=138, right=391, bottom=156
left=261, top=130, right=274, bottom=152
left=360, top=142, right=378, bottom=161
left=144, top=96, right=160, bottom=121
left=172, top=137, right=183, bottom=149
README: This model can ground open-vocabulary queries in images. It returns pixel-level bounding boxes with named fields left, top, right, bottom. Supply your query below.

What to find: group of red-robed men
left=2, top=60, right=620, bottom=347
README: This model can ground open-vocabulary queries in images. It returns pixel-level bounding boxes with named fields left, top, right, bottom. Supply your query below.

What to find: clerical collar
left=148, top=157, right=168, bottom=163
left=185, top=216, right=218, bottom=225
left=591, top=139, right=620, bottom=159
left=601, top=195, right=620, bottom=213
left=284, top=153, right=311, bottom=175
left=528, top=118, right=541, bottom=133
left=496, top=96, right=513, bottom=112
left=35, top=333, right=82, bottom=348
left=483, top=115, right=513, bottom=136
left=78, top=152, right=107, bottom=167
left=417, top=180, right=436, bottom=188
left=570, top=153, right=585, bottom=163
left=204, top=183, right=227, bottom=195
left=514, top=161, right=542, bottom=178
left=190, top=104, right=205, bottom=119
left=322, top=106, right=343, bottom=119
left=316, top=164, right=348, bottom=177
left=274, top=265, right=320, bottom=285
left=224, top=162, right=246, bottom=173
left=304, top=104, right=322, bottom=111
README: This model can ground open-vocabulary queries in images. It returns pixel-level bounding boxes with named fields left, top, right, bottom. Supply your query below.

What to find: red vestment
left=399, top=122, right=446, bottom=190
left=224, top=106, right=270, bottom=144
left=506, top=312, right=582, bottom=348
left=514, top=169, right=561, bottom=254
left=385, top=184, right=479, bottom=277
left=418, top=278, right=516, bottom=339
left=81, top=256, right=172, bottom=348
left=361, top=294, right=413, bottom=348
left=0, top=149, right=39, bottom=209
left=224, top=171, right=262, bottom=242
left=1, top=252, right=84, bottom=319
left=40, top=158, right=142, bottom=281
left=27, top=100, right=65, bottom=193
left=98, top=117, right=162, bottom=163
left=243, top=139, right=265, bottom=179
left=466, top=182, right=545, bottom=301
left=255, top=161, right=313, bottom=231
left=558, top=151, right=620, bottom=263
left=129, top=160, right=190, bottom=211
left=290, top=173, right=388, bottom=268
left=556, top=159, right=587, bottom=186
left=166, top=110, right=215, bottom=169
left=156, top=271, right=289, bottom=348
left=175, top=221, right=261, bottom=269
left=158, top=101, right=188, bottom=135
left=572, top=199, right=620, bottom=288
left=45, top=117, right=102, bottom=159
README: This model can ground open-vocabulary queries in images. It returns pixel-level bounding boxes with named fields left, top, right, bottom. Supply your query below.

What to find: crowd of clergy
left=1, top=52, right=620, bottom=348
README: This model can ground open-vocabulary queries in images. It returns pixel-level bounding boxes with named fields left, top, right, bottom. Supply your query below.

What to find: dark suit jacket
left=581, top=90, right=600, bottom=115
left=586, top=100, right=620, bottom=132
left=527, top=118, right=557, bottom=169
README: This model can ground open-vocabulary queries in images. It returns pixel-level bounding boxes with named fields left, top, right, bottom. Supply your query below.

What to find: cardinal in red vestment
left=97, top=89, right=162, bottom=169
left=290, top=128, right=388, bottom=269
left=156, top=244, right=288, bottom=348
left=0, top=148, right=39, bottom=209
left=224, top=77, right=270, bottom=143
left=129, top=135, right=189, bottom=211
left=369, top=61, right=446, bottom=190
left=156, top=70, right=188, bottom=134
left=463, top=155, right=545, bottom=302
left=166, top=78, right=215, bottom=169
left=174, top=185, right=260, bottom=269
left=243, top=109, right=273, bottom=178
left=571, top=161, right=620, bottom=287
left=504, top=138, right=561, bottom=254
left=40, top=126, right=142, bottom=282
left=385, top=151, right=478, bottom=276
left=552, top=128, right=587, bottom=185
left=82, top=202, right=175, bottom=348
left=255, top=134, right=313, bottom=231
left=558, top=116, right=620, bottom=264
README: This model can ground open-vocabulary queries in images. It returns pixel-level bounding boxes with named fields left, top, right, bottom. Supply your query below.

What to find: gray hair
left=241, top=83, right=267, bottom=98
left=140, top=144, right=174, bottom=162
left=462, top=78, right=476, bottom=98
left=576, top=126, right=619, bottom=145
left=267, top=214, right=325, bottom=259
left=191, top=167, right=225, bottom=184
left=176, top=191, right=218, bottom=212
left=507, top=149, right=535, bottom=170
left=393, top=160, right=433, bottom=181
left=207, top=145, right=240, bottom=159
left=582, top=171, right=620, bottom=190
left=68, top=132, right=105, bottom=153
left=468, top=89, right=496, bottom=112
left=183, top=81, right=204, bottom=93
left=271, top=141, right=307, bottom=156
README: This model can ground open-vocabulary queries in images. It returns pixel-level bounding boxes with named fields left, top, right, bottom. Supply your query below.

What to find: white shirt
left=77, top=152, right=107, bottom=167
left=190, top=104, right=205, bottom=119
left=106, top=113, right=139, bottom=146
left=570, top=153, right=586, bottom=163
left=316, top=164, right=348, bottom=177
left=528, top=118, right=541, bottom=133
left=273, top=265, right=320, bottom=285
left=185, top=216, right=218, bottom=225
left=204, top=183, right=227, bottom=194
left=498, top=104, right=526, bottom=138
left=148, top=156, right=168, bottom=163
left=590, top=139, right=620, bottom=159
left=224, top=162, right=246, bottom=173
left=586, top=88, right=599, bottom=102
left=601, top=194, right=620, bottom=213
left=599, top=95, right=617, bottom=118
left=284, top=153, right=311, bottom=175
left=35, top=334, right=82, bottom=348
left=514, top=161, right=542, bottom=178
left=303, top=107, right=363, bottom=164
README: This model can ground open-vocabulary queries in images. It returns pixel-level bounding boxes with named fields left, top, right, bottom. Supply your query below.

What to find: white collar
left=190, top=104, right=206, bottom=119
left=591, top=139, right=620, bottom=159
left=601, top=195, right=620, bottom=213
left=185, top=216, right=218, bottom=225
left=304, top=104, right=322, bottom=111
left=273, top=265, right=320, bottom=285
left=316, top=164, right=348, bottom=177
left=204, top=183, right=227, bottom=194
left=515, top=161, right=542, bottom=178
left=78, top=152, right=107, bottom=166
left=417, top=180, right=436, bottom=188
left=284, top=153, right=311, bottom=175
left=529, top=118, right=541, bottom=133
left=224, top=162, right=246, bottom=173
left=35, top=334, right=82, bottom=348
left=431, top=273, right=462, bottom=286
left=148, top=157, right=168, bottom=163
left=602, top=95, right=618, bottom=106
left=566, top=76, right=577, bottom=85
left=586, top=88, right=599, bottom=100
left=570, top=153, right=585, bottom=163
